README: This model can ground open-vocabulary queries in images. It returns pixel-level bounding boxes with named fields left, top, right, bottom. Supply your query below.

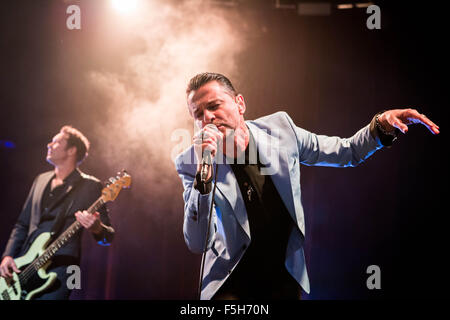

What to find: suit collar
left=33, top=171, right=55, bottom=212
left=28, top=171, right=55, bottom=237
left=214, top=163, right=250, bottom=239
left=246, top=122, right=296, bottom=218
left=62, top=168, right=82, bottom=185
left=48, top=168, right=82, bottom=211
left=213, top=122, right=296, bottom=239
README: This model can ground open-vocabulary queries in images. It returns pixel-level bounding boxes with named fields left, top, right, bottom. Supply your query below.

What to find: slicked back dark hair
left=60, top=125, right=90, bottom=164
left=186, top=72, right=237, bottom=97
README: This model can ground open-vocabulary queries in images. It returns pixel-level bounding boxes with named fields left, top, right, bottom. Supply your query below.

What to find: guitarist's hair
left=60, top=125, right=90, bottom=164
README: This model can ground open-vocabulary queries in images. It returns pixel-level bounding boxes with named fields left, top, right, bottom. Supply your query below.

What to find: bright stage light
left=111, top=0, right=140, bottom=14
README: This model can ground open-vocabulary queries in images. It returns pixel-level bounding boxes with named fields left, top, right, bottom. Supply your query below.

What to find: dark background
left=0, top=0, right=448, bottom=300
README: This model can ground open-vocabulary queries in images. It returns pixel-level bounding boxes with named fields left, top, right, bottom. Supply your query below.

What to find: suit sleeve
left=283, top=113, right=385, bottom=167
left=175, top=157, right=217, bottom=254
left=2, top=176, right=38, bottom=259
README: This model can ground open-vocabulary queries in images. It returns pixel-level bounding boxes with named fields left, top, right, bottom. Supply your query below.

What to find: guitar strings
left=3, top=178, right=129, bottom=299
left=9, top=199, right=105, bottom=295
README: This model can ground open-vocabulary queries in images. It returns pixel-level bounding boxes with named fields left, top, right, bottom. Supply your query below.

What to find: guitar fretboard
left=19, top=197, right=105, bottom=283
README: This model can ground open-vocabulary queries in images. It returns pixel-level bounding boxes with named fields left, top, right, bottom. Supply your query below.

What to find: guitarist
left=0, top=125, right=114, bottom=299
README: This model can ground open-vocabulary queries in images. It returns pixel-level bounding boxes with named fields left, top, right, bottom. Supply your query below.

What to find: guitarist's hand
left=0, top=256, right=20, bottom=279
left=75, top=210, right=103, bottom=235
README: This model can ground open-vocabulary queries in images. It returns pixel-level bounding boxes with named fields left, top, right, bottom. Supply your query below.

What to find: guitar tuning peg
left=109, top=177, right=117, bottom=183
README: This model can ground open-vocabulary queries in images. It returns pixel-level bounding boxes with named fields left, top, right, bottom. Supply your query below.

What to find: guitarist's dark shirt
left=40, top=170, right=77, bottom=222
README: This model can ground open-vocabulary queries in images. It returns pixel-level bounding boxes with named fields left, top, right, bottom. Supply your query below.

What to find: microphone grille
left=205, top=123, right=219, bottom=132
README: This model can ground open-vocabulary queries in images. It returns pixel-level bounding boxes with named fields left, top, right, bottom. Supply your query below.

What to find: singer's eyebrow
left=204, top=99, right=222, bottom=107
left=194, top=99, right=220, bottom=112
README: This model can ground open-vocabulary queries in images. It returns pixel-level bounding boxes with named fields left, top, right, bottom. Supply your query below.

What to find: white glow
left=111, top=0, right=139, bottom=14
left=88, top=0, right=245, bottom=201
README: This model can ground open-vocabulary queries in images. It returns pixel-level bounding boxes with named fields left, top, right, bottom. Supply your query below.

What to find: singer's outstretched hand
left=378, top=108, right=440, bottom=134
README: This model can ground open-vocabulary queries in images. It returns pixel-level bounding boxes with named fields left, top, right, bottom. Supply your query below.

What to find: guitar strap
left=49, top=179, right=84, bottom=239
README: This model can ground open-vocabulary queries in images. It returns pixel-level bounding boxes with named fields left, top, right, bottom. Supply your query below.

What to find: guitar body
left=0, top=232, right=57, bottom=300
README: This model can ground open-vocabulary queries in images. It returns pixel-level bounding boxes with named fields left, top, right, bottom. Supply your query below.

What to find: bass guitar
left=0, top=170, right=131, bottom=300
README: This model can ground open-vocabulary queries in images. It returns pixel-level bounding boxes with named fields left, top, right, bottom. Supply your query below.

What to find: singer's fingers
left=202, top=144, right=216, bottom=156
left=203, top=137, right=218, bottom=145
left=204, top=123, right=220, bottom=130
left=204, top=125, right=221, bottom=138
left=193, top=125, right=223, bottom=165
left=193, top=130, right=213, bottom=142
left=194, top=143, right=217, bottom=165
left=193, top=136, right=217, bottom=147
left=201, top=139, right=218, bottom=154
left=201, top=138, right=217, bottom=156
left=193, top=128, right=223, bottom=144
left=193, top=137, right=218, bottom=150
left=204, top=124, right=222, bottom=134
left=204, top=128, right=223, bottom=141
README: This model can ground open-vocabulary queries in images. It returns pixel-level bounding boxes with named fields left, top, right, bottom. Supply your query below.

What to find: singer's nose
left=203, top=109, right=215, bottom=126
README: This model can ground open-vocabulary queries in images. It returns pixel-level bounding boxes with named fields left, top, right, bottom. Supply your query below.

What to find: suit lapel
left=213, top=122, right=297, bottom=240
left=214, top=160, right=250, bottom=239
left=28, top=171, right=54, bottom=237
left=28, top=169, right=83, bottom=237
left=246, top=122, right=297, bottom=221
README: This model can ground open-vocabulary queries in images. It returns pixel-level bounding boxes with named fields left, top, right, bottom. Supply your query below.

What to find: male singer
left=174, top=72, right=439, bottom=300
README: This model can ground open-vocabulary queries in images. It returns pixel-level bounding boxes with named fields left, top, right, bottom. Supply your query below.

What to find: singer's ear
left=235, top=94, right=246, bottom=115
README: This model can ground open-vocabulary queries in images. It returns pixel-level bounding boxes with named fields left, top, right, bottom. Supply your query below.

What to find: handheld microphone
left=200, top=150, right=212, bottom=183
left=200, top=124, right=219, bottom=183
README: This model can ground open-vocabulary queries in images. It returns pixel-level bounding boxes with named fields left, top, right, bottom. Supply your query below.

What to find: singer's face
left=187, top=81, right=246, bottom=136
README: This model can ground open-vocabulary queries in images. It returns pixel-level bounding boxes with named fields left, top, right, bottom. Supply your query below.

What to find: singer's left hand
left=378, top=108, right=439, bottom=134
left=193, top=125, right=223, bottom=160
left=75, top=210, right=103, bottom=235
left=192, top=124, right=223, bottom=180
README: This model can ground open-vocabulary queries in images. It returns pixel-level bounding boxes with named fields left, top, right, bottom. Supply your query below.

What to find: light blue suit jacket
left=175, top=111, right=384, bottom=299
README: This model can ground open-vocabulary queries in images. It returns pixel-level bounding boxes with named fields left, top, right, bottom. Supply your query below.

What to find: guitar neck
left=32, top=197, right=105, bottom=270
